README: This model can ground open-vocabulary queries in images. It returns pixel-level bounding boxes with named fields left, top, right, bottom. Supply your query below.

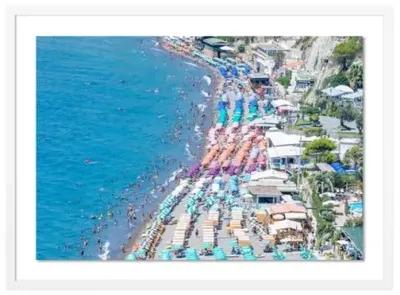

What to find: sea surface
left=37, top=37, right=213, bottom=260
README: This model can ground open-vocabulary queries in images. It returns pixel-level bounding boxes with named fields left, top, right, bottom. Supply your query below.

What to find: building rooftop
left=322, top=85, right=354, bottom=97
left=266, top=131, right=301, bottom=147
left=268, top=146, right=302, bottom=158
left=316, top=162, right=336, bottom=173
left=266, top=203, right=307, bottom=215
left=248, top=185, right=282, bottom=196
left=201, top=37, right=228, bottom=47
left=250, top=170, right=289, bottom=181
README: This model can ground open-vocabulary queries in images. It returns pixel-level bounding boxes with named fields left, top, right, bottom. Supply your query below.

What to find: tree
left=343, top=145, right=363, bottom=168
left=339, top=103, right=356, bottom=129
left=328, top=72, right=350, bottom=87
left=355, top=111, right=363, bottom=134
left=238, top=43, right=246, bottom=53
left=333, top=37, right=362, bottom=70
left=347, top=62, right=363, bottom=89
left=303, top=138, right=337, bottom=163
left=277, top=75, right=291, bottom=88
left=273, top=51, right=285, bottom=70
left=311, top=172, right=335, bottom=193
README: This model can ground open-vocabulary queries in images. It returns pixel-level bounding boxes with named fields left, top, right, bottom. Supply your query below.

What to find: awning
left=285, top=212, right=307, bottom=220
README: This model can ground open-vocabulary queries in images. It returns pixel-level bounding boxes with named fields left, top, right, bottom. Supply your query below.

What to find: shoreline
left=119, top=40, right=224, bottom=258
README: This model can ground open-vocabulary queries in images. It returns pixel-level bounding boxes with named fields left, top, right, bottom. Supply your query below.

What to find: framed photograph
left=5, top=3, right=393, bottom=291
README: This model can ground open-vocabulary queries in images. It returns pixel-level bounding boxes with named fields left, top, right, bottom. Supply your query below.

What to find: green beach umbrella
left=159, top=250, right=172, bottom=261
left=300, top=247, right=315, bottom=260
left=272, top=247, right=287, bottom=261
left=243, top=254, right=257, bottom=260
left=202, top=242, right=213, bottom=250
left=135, top=248, right=147, bottom=259
left=185, top=248, right=199, bottom=261
left=213, top=247, right=227, bottom=261
left=125, top=253, right=137, bottom=261
left=172, top=244, right=183, bottom=251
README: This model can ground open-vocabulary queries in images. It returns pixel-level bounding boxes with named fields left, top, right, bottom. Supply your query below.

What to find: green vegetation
left=310, top=186, right=339, bottom=247
left=343, top=145, right=363, bottom=168
left=324, top=72, right=350, bottom=87
left=338, top=103, right=356, bottom=129
left=355, top=111, right=363, bottom=134
left=237, top=43, right=246, bottom=53
left=277, top=71, right=292, bottom=89
left=332, top=173, right=362, bottom=190
left=303, top=137, right=337, bottom=163
left=344, top=217, right=363, bottom=227
left=303, top=127, right=325, bottom=137
left=333, top=37, right=362, bottom=70
left=273, top=51, right=285, bottom=70
left=347, top=62, right=363, bottom=89
left=217, top=36, right=235, bottom=43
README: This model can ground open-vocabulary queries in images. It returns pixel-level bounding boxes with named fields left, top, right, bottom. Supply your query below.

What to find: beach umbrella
left=125, top=253, right=137, bottom=261
left=159, top=250, right=172, bottom=261
left=272, top=247, right=287, bottom=261
left=185, top=248, right=199, bottom=261
left=213, top=247, right=227, bottom=260
left=300, top=246, right=315, bottom=260
left=202, top=242, right=213, bottom=250
left=172, top=244, right=183, bottom=251
left=243, top=254, right=257, bottom=261
left=134, top=248, right=147, bottom=260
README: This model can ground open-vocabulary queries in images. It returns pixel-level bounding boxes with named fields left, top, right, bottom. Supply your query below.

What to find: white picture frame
left=5, top=4, right=394, bottom=291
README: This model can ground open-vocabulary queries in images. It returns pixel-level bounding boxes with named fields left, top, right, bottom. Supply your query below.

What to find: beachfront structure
left=268, top=146, right=302, bottom=170
left=247, top=177, right=298, bottom=195
left=196, top=37, right=235, bottom=58
left=341, top=89, right=364, bottom=109
left=247, top=185, right=282, bottom=206
left=250, top=169, right=289, bottom=182
left=294, top=71, right=315, bottom=92
left=249, top=73, right=270, bottom=89
left=321, top=85, right=354, bottom=101
left=266, top=130, right=302, bottom=147
left=249, top=115, right=281, bottom=129
left=254, top=41, right=289, bottom=57
left=270, top=99, right=298, bottom=116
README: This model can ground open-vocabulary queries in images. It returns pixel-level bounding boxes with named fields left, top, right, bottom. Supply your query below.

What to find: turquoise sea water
left=37, top=37, right=212, bottom=259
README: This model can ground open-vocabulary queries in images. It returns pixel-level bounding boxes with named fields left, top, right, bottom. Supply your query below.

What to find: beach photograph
left=36, top=36, right=364, bottom=261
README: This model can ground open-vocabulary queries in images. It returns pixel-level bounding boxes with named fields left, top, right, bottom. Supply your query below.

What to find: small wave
left=185, top=143, right=194, bottom=160
left=169, top=168, right=183, bottom=183
left=194, top=125, right=202, bottom=140
left=98, top=240, right=110, bottom=260
left=184, top=61, right=199, bottom=68
left=197, top=103, right=207, bottom=112
left=151, top=47, right=164, bottom=53
left=201, top=90, right=210, bottom=98
left=203, top=75, right=212, bottom=86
